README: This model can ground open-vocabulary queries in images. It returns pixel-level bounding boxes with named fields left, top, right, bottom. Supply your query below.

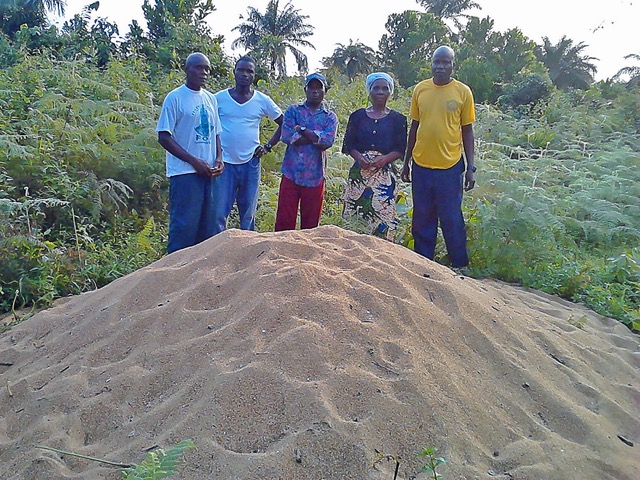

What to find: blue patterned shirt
left=281, top=102, right=338, bottom=187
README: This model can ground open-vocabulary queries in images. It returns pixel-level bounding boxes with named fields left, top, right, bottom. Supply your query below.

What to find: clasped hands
left=194, top=157, right=224, bottom=178
left=360, top=153, right=388, bottom=171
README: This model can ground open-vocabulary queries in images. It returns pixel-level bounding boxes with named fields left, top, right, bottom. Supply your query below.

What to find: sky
left=58, top=0, right=639, bottom=80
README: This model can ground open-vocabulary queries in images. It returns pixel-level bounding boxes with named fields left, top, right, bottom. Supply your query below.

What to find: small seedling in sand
left=122, top=439, right=196, bottom=479
left=419, top=447, right=446, bottom=479
left=568, top=314, right=587, bottom=329
left=36, top=439, right=195, bottom=480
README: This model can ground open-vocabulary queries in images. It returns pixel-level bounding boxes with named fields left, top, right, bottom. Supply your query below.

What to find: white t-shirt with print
left=215, top=89, right=282, bottom=165
left=156, top=84, right=222, bottom=177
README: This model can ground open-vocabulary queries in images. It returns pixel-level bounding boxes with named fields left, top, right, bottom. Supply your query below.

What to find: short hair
left=432, top=45, right=455, bottom=61
left=235, top=56, right=257, bottom=69
left=185, top=52, right=208, bottom=68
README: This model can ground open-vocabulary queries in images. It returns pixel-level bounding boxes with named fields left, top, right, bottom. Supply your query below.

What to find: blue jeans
left=168, top=173, right=216, bottom=254
left=212, top=158, right=261, bottom=234
left=411, top=159, right=469, bottom=268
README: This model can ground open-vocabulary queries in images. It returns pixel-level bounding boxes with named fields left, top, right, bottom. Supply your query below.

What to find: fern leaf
left=156, top=440, right=196, bottom=477
left=136, top=217, right=157, bottom=254
left=0, top=135, right=32, bottom=158
left=99, top=178, right=133, bottom=210
left=121, top=440, right=195, bottom=480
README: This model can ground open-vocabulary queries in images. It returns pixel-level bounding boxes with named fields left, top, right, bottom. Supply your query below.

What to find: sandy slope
left=1, top=226, right=638, bottom=479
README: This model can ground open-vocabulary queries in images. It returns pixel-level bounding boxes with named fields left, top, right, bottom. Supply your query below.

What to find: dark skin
left=229, top=59, right=283, bottom=158
left=158, top=53, right=223, bottom=178
left=401, top=46, right=476, bottom=191
left=349, top=78, right=403, bottom=171
left=292, top=79, right=329, bottom=149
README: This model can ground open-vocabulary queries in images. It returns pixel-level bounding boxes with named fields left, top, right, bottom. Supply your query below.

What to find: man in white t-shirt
left=213, top=56, right=283, bottom=233
left=156, top=52, right=224, bottom=254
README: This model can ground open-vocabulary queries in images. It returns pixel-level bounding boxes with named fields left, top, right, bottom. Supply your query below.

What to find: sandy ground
left=0, top=226, right=638, bottom=479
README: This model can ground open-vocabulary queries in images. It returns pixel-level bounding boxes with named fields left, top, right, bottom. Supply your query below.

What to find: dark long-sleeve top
left=342, top=108, right=407, bottom=156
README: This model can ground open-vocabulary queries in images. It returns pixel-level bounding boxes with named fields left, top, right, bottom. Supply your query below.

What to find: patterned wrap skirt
left=342, top=150, right=398, bottom=241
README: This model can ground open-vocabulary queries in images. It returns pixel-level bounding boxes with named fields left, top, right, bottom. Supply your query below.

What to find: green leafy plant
left=122, top=439, right=196, bottom=480
left=419, top=446, right=446, bottom=479
left=568, top=314, right=587, bottom=329
left=35, top=440, right=196, bottom=480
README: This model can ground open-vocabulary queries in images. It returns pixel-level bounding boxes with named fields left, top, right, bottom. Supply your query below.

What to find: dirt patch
left=1, top=226, right=638, bottom=479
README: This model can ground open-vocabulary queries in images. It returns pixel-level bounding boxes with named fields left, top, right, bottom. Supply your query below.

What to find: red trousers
left=275, top=175, right=325, bottom=231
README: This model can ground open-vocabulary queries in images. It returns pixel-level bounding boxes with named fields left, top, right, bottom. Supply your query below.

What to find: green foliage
left=419, top=446, right=446, bottom=479
left=321, top=40, right=377, bottom=81
left=378, top=11, right=450, bottom=87
left=35, top=440, right=195, bottom=480
left=0, top=32, right=21, bottom=67
left=498, top=68, right=553, bottom=108
left=59, top=2, right=120, bottom=69
left=142, top=0, right=215, bottom=41
left=455, top=17, right=540, bottom=103
left=232, top=0, right=315, bottom=77
left=614, top=53, right=640, bottom=87
left=123, top=0, right=228, bottom=75
left=466, top=96, right=640, bottom=330
left=418, top=0, right=480, bottom=19
left=0, top=0, right=65, bottom=35
left=536, top=35, right=597, bottom=90
left=0, top=51, right=166, bottom=316
left=122, top=439, right=196, bottom=480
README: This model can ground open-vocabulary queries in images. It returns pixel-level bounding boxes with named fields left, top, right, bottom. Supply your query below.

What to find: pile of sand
left=0, top=226, right=638, bottom=479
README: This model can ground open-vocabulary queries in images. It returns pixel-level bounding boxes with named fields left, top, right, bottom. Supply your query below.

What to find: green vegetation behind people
left=0, top=1, right=638, bottom=331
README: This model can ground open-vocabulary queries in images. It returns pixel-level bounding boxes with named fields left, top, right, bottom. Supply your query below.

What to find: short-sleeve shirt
left=156, top=85, right=222, bottom=177
left=280, top=102, right=338, bottom=187
left=215, top=89, right=282, bottom=165
left=342, top=108, right=407, bottom=157
left=409, top=78, right=475, bottom=169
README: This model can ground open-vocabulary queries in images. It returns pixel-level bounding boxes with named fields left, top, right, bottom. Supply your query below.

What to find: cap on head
left=305, top=72, right=328, bottom=90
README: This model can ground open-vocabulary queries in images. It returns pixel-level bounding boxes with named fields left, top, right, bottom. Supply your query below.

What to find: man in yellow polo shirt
left=401, top=45, right=476, bottom=268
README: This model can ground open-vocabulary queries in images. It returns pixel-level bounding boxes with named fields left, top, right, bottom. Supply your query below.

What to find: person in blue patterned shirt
left=275, top=73, right=338, bottom=231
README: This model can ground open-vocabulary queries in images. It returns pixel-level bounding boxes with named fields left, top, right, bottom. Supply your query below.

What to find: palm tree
left=27, top=0, right=65, bottom=16
left=417, top=0, right=480, bottom=28
left=536, top=36, right=598, bottom=90
left=613, top=53, right=640, bottom=87
left=1, top=0, right=66, bottom=35
left=232, top=0, right=314, bottom=77
left=322, top=40, right=376, bottom=81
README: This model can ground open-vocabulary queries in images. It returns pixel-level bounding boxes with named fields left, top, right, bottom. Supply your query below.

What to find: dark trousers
left=168, top=173, right=215, bottom=254
left=275, top=175, right=325, bottom=231
left=411, top=159, right=469, bottom=268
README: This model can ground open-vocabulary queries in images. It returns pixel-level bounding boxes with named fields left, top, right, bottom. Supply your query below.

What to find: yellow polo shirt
left=409, top=78, right=475, bottom=169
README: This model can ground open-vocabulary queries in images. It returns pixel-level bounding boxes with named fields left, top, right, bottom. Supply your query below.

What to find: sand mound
left=1, top=226, right=638, bottom=479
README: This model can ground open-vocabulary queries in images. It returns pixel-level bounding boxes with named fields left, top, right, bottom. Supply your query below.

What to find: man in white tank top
left=213, top=56, right=283, bottom=233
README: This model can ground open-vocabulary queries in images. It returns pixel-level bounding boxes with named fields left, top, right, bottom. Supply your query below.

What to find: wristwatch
left=467, top=165, right=477, bottom=173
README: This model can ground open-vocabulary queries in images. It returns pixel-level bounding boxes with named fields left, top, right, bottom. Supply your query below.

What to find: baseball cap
left=305, top=72, right=328, bottom=89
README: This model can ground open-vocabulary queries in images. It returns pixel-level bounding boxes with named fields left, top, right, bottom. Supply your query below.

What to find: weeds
left=35, top=440, right=196, bottom=479
left=419, top=447, right=446, bottom=479
left=122, top=440, right=196, bottom=480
